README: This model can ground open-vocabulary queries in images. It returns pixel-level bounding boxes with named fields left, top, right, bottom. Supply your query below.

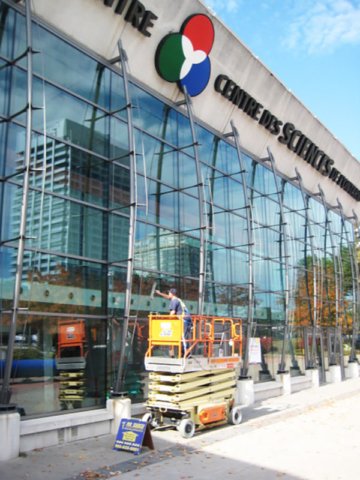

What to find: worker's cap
left=169, top=288, right=177, bottom=294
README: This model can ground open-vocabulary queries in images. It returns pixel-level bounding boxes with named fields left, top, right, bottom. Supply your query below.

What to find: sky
left=204, top=0, right=360, bottom=162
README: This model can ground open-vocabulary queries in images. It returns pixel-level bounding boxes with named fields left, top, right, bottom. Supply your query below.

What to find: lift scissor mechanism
left=143, top=314, right=244, bottom=438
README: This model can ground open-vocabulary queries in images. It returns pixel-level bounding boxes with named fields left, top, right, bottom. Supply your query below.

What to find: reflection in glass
left=0, top=2, right=359, bottom=414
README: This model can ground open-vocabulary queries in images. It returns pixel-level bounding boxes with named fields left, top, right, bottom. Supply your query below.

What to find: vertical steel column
left=206, top=137, right=220, bottom=308
left=154, top=106, right=170, bottom=274
left=226, top=121, right=254, bottom=378
left=113, top=40, right=137, bottom=394
left=182, top=91, right=206, bottom=315
left=0, top=0, right=33, bottom=404
left=337, top=202, right=359, bottom=363
left=318, top=186, right=340, bottom=366
left=265, top=148, right=290, bottom=373
left=294, top=168, right=318, bottom=368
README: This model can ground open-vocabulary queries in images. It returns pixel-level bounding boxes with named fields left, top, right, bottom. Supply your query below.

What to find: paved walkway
left=1, top=377, right=360, bottom=480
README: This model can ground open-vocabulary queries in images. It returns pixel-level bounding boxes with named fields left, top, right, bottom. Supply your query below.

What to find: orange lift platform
left=143, top=314, right=243, bottom=438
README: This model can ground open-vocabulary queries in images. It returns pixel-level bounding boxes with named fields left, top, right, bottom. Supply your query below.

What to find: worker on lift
left=143, top=300, right=244, bottom=437
left=155, top=288, right=192, bottom=354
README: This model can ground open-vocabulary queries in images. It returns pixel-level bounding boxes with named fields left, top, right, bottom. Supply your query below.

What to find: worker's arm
left=155, top=290, right=170, bottom=299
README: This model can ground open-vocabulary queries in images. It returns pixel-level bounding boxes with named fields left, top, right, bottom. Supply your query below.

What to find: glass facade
left=0, top=2, right=359, bottom=417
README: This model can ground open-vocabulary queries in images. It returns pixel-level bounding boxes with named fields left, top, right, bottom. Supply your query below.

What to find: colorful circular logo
left=155, top=14, right=215, bottom=97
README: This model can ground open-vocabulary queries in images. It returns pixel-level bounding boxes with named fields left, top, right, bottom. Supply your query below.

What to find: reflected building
left=135, top=231, right=199, bottom=277
left=11, top=119, right=128, bottom=278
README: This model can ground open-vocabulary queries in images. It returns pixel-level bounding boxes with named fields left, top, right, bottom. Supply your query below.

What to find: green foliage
left=13, top=347, right=54, bottom=360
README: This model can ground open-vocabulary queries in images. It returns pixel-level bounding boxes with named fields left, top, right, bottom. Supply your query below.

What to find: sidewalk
left=1, top=377, right=360, bottom=480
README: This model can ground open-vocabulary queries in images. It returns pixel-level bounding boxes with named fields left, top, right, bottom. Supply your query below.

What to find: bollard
left=326, top=365, right=342, bottom=384
left=107, top=397, right=131, bottom=435
left=275, top=372, right=291, bottom=395
left=0, top=404, right=20, bottom=461
left=235, top=378, right=254, bottom=406
left=345, top=362, right=359, bottom=379
left=305, top=368, right=320, bottom=388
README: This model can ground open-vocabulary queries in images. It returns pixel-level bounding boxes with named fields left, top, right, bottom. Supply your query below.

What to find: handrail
left=146, top=314, right=242, bottom=360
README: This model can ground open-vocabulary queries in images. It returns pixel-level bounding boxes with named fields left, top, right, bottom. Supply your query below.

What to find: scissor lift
left=55, top=319, right=87, bottom=408
left=143, top=314, right=243, bottom=437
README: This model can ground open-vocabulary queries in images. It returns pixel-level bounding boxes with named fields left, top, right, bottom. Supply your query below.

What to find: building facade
left=1, top=0, right=360, bottom=424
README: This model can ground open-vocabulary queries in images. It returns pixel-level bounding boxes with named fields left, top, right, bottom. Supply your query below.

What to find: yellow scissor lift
left=143, top=314, right=243, bottom=438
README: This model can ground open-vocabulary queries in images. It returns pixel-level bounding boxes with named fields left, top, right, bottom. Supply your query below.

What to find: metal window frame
left=176, top=90, right=206, bottom=315
left=112, top=41, right=137, bottom=394
left=1, top=0, right=34, bottom=404
left=293, top=168, right=319, bottom=369
left=263, top=148, right=291, bottom=373
left=317, top=186, right=346, bottom=377
left=337, top=202, right=359, bottom=363
left=224, top=121, right=254, bottom=378
left=318, top=186, right=341, bottom=332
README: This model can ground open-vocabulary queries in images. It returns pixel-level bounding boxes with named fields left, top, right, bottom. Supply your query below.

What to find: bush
left=13, top=347, right=44, bottom=360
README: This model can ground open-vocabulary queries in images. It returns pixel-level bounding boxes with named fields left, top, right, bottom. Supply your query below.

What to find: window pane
left=33, top=23, right=111, bottom=109
left=2, top=314, right=107, bottom=416
left=0, top=5, right=26, bottom=59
